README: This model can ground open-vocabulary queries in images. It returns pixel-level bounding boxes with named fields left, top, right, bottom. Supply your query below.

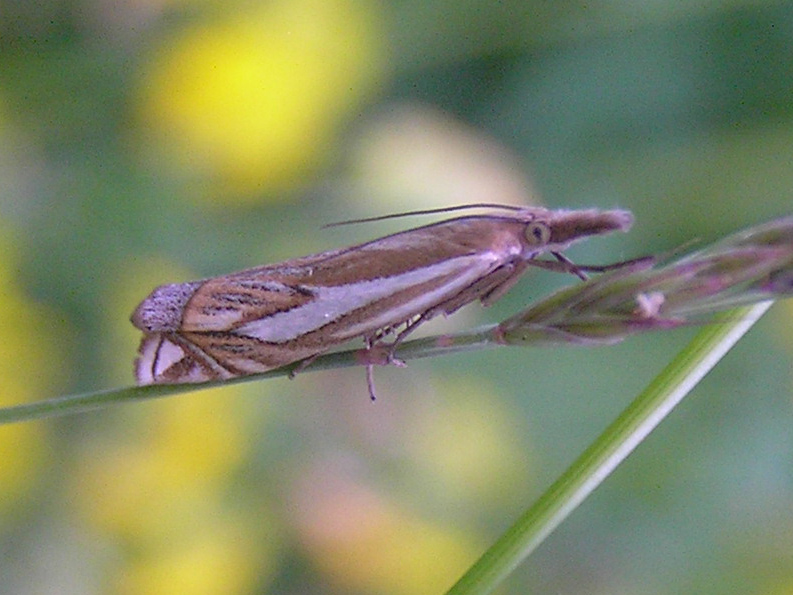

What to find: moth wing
left=181, top=330, right=322, bottom=373
left=135, top=330, right=324, bottom=385
left=179, top=275, right=316, bottom=332
left=135, top=333, right=234, bottom=384
left=173, top=219, right=528, bottom=334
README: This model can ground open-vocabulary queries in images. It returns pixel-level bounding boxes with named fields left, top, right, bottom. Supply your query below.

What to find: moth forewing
left=135, top=334, right=228, bottom=384
left=132, top=206, right=634, bottom=387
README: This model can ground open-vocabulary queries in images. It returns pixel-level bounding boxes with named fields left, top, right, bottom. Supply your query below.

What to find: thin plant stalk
left=0, top=215, right=791, bottom=424
left=444, top=301, right=773, bottom=595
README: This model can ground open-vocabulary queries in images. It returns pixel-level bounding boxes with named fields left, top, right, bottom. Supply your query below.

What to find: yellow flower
left=135, top=0, right=385, bottom=201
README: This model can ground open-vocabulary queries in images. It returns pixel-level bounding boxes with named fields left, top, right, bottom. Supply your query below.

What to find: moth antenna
left=323, top=203, right=527, bottom=228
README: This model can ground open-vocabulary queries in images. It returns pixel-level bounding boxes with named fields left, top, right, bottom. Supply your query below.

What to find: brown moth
left=131, top=205, right=634, bottom=396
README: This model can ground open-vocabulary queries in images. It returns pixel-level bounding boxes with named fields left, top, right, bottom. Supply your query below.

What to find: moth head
left=525, top=209, right=633, bottom=251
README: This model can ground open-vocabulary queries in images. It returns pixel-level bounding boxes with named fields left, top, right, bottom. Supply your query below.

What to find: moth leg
left=378, top=252, right=623, bottom=361
left=364, top=335, right=378, bottom=401
left=527, top=253, right=655, bottom=277
left=367, top=334, right=408, bottom=367
left=550, top=251, right=650, bottom=279
left=370, top=262, right=525, bottom=362
left=430, top=261, right=526, bottom=313
left=365, top=365, right=377, bottom=402
left=369, top=262, right=532, bottom=366
left=387, top=318, right=423, bottom=353
left=552, top=252, right=588, bottom=280
left=377, top=310, right=441, bottom=363
left=573, top=255, right=655, bottom=273
left=361, top=335, right=404, bottom=400
left=288, top=352, right=323, bottom=379
left=354, top=334, right=410, bottom=401
left=371, top=323, right=400, bottom=343
left=479, top=261, right=530, bottom=306
left=357, top=262, right=531, bottom=394
left=365, top=258, right=558, bottom=384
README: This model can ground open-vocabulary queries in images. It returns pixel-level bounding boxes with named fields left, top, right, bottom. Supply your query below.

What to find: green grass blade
left=0, top=328, right=500, bottom=425
left=445, top=301, right=773, bottom=595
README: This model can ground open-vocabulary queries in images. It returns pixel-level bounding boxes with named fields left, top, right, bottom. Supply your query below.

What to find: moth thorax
left=130, top=281, right=202, bottom=332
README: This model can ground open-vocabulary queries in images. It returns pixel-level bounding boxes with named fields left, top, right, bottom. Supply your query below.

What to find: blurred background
left=2, top=1, right=793, bottom=593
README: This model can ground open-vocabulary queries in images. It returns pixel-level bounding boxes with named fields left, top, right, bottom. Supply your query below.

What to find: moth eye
left=525, top=221, right=551, bottom=245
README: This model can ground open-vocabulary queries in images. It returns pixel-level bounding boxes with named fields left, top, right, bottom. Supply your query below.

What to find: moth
left=131, top=204, right=634, bottom=397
